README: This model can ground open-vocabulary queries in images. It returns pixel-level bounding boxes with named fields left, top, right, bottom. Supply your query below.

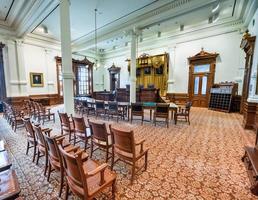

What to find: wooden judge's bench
left=93, top=87, right=164, bottom=103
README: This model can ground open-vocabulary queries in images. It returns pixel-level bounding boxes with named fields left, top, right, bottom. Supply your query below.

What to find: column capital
left=15, top=39, right=24, bottom=46
left=59, top=0, right=71, bottom=5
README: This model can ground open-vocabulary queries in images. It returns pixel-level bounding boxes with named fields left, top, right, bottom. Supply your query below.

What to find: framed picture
left=30, top=72, right=44, bottom=87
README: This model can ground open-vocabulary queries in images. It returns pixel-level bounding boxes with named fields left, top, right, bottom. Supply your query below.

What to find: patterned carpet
left=0, top=106, right=257, bottom=200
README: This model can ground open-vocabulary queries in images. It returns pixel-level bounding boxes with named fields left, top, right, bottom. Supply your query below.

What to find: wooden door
left=191, top=72, right=210, bottom=107
left=188, top=49, right=218, bottom=107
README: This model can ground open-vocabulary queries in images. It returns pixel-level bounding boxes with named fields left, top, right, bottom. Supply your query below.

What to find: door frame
left=188, top=49, right=219, bottom=107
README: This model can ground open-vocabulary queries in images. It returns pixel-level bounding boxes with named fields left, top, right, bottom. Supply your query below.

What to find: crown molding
left=102, top=19, right=244, bottom=60
left=72, top=0, right=219, bottom=52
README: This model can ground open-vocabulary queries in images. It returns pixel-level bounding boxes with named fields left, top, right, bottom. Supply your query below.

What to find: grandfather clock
left=108, top=63, right=120, bottom=92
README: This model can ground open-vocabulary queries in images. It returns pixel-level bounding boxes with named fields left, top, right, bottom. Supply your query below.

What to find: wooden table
left=0, top=170, right=21, bottom=199
left=75, top=97, right=178, bottom=121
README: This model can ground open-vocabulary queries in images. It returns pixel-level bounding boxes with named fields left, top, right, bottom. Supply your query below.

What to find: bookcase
left=208, top=82, right=238, bottom=112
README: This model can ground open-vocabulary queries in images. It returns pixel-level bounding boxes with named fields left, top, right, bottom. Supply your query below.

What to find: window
left=194, top=64, right=210, bottom=73
left=194, top=77, right=199, bottom=95
left=77, top=65, right=89, bottom=96
left=201, top=76, right=207, bottom=95
left=55, top=56, right=93, bottom=98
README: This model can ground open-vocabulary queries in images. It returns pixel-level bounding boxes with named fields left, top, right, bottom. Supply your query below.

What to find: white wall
left=247, top=8, right=258, bottom=102
left=102, top=31, right=245, bottom=94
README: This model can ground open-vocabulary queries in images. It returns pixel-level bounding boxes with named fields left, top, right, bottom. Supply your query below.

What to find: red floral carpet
left=0, top=107, right=257, bottom=199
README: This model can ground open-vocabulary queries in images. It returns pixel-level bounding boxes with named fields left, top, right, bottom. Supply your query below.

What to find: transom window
left=194, top=64, right=210, bottom=73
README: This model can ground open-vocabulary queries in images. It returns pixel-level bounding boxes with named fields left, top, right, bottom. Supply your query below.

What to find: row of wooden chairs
left=23, top=118, right=116, bottom=199
left=24, top=100, right=55, bottom=124
left=58, top=112, right=149, bottom=184
left=2, top=102, right=25, bottom=132
left=75, top=100, right=126, bottom=121
left=130, top=102, right=192, bottom=127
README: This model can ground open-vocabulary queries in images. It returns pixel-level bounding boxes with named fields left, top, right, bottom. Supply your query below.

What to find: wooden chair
left=174, top=102, right=192, bottom=125
left=23, top=118, right=38, bottom=162
left=10, top=107, right=24, bottom=132
left=109, top=125, right=148, bottom=184
left=44, top=135, right=87, bottom=197
left=33, top=124, right=52, bottom=175
left=72, top=117, right=91, bottom=151
left=130, top=103, right=144, bottom=125
left=107, top=101, right=123, bottom=122
left=58, top=112, right=75, bottom=142
left=95, top=100, right=106, bottom=118
left=58, top=145, right=116, bottom=200
left=153, top=103, right=170, bottom=128
left=38, top=104, right=55, bottom=124
left=88, top=119, right=113, bottom=163
left=82, top=100, right=95, bottom=116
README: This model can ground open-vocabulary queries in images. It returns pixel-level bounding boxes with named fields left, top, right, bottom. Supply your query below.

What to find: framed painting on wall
left=30, top=72, right=44, bottom=87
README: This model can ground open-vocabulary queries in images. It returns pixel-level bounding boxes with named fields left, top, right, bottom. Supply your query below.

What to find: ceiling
left=0, top=0, right=256, bottom=54
left=0, top=0, right=14, bottom=21
left=33, top=0, right=158, bottom=41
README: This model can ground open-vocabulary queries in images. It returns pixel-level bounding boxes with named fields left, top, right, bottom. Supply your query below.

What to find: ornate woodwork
left=0, top=42, right=6, bottom=105
left=166, top=93, right=189, bottom=105
left=108, top=63, right=120, bottom=92
left=55, top=56, right=94, bottom=101
left=240, top=31, right=257, bottom=130
left=188, top=49, right=218, bottom=107
left=127, top=53, right=169, bottom=96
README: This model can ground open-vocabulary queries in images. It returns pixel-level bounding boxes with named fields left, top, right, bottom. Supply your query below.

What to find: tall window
left=55, top=56, right=93, bottom=98
left=77, top=65, right=89, bottom=95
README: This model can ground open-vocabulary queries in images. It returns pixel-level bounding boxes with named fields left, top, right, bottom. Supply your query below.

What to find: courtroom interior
left=0, top=0, right=258, bottom=199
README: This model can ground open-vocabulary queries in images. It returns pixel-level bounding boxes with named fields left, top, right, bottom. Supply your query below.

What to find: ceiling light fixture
left=94, top=8, right=100, bottom=69
left=180, top=24, right=184, bottom=31
left=158, top=31, right=161, bottom=37
left=213, top=13, right=219, bottom=23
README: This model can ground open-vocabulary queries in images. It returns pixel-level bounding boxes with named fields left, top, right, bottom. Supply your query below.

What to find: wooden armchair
left=109, top=125, right=148, bottom=184
left=72, top=117, right=91, bottom=151
left=107, top=101, right=123, bottom=122
left=33, top=124, right=52, bottom=175
left=174, top=102, right=192, bottom=125
left=38, top=103, right=55, bottom=124
left=88, top=119, right=113, bottom=163
left=95, top=100, right=106, bottom=118
left=154, top=103, right=170, bottom=128
left=58, top=145, right=116, bottom=200
left=130, top=103, right=144, bottom=125
left=82, top=100, right=95, bottom=116
left=10, top=107, right=24, bottom=132
left=58, top=112, right=75, bottom=142
left=23, top=118, right=38, bottom=162
left=44, top=135, right=87, bottom=197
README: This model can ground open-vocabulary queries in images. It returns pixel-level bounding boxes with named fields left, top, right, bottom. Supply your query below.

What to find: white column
left=15, top=40, right=27, bottom=96
left=59, top=0, right=74, bottom=114
left=167, top=45, right=176, bottom=93
left=130, top=30, right=137, bottom=103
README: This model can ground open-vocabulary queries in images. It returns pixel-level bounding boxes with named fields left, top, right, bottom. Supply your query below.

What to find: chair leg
left=65, top=182, right=69, bottom=200
left=84, top=139, right=87, bottom=151
left=44, top=154, right=48, bottom=176
left=47, top=162, right=52, bottom=182
left=144, top=152, right=148, bottom=171
left=154, top=117, right=156, bottom=126
left=59, top=169, right=64, bottom=197
left=131, top=164, right=135, bottom=184
left=105, top=148, right=109, bottom=163
left=112, top=180, right=116, bottom=200
left=167, top=119, right=169, bottom=128
left=26, top=142, right=29, bottom=155
left=32, top=145, right=37, bottom=162
left=141, top=115, right=143, bottom=125
left=36, top=150, right=40, bottom=165
left=111, top=147, right=114, bottom=170
left=90, top=140, right=94, bottom=158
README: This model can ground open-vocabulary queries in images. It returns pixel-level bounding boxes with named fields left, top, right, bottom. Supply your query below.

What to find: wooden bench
left=242, top=125, right=258, bottom=195
left=0, top=170, right=21, bottom=199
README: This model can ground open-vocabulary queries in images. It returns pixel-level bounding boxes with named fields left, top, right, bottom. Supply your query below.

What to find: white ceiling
left=33, top=0, right=158, bottom=41
left=0, top=0, right=13, bottom=21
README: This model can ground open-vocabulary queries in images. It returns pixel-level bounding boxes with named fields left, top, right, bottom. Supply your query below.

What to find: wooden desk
left=0, top=151, right=11, bottom=172
left=0, top=170, right=21, bottom=199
